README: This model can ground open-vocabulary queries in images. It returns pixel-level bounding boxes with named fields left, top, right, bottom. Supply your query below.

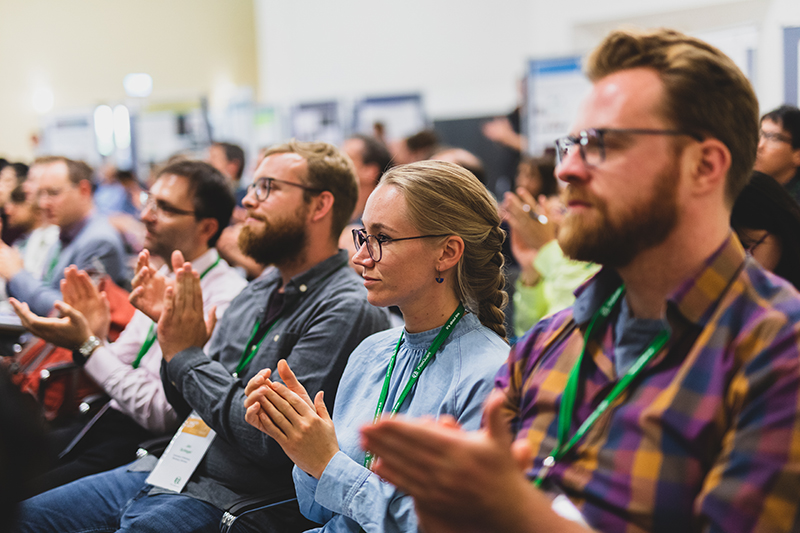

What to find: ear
left=77, top=179, right=93, bottom=197
left=436, top=235, right=465, bottom=273
left=792, top=148, right=800, bottom=168
left=309, top=191, right=335, bottom=223
left=683, top=138, right=730, bottom=198
left=197, top=218, right=219, bottom=246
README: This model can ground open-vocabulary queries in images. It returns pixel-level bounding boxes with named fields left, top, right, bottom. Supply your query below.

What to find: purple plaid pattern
left=496, top=235, right=800, bottom=532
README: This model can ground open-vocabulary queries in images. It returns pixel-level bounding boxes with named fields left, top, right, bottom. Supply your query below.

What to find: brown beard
left=557, top=162, right=679, bottom=268
left=238, top=204, right=308, bottom=267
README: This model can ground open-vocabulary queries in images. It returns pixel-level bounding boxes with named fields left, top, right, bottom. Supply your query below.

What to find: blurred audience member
left=731, top=171, right=800, bottom=290
left=0, top=157, right=129, bottom=316
left=94, top=166, right=140, bottom=217
left=754, top=105, right=800, bottom=203
left=5, top=184, right=59, bottom=281
left=207, top=141, right=246, bottom=204
left=0, top=161, right=28, bottom=245
left=392, top=129, right=439, bottom=165
left=431, top=146, right=486, bottom=183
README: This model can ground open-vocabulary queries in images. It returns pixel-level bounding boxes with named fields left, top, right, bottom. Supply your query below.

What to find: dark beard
left=238, top=209, right=307, bottom=267
left=557, top=163, right=679, bottom=269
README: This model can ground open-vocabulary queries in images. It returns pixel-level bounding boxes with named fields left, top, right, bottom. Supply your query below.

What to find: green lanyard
left=131, top=257, right=221, bottom=369
left=363, top=303, right=466, bottom=469
left=533, top=285, right=669, bottom=487
left=44, top=240, right=63, bottom=283
left=234, top=318, right=281, bottom=378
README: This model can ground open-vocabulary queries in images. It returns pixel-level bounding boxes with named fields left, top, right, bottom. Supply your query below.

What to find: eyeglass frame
left=744, top=231, right=771, bottom=256
left=555, top=128, right=704, bottom=167
left=759, top=130, right=793, bottom=145
left=246, top=176, right=327, bottom=202
left=140, top=191, right=196, bottom=218
left=351, top=228, right=450, bottom=263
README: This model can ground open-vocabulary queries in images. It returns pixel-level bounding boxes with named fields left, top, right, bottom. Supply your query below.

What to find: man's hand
left=157, top=261, right=216, bottom=362
left=10, top=298, right=93, bottom=350
left=130, top=249, right=177, bottom=322
left=60, top=266, right=110, bottom=339
left=244, top=359, right=339, bottom=479
left=361, top=391, right=585, bottom=533
left=0, top=241, right=25, bottom=280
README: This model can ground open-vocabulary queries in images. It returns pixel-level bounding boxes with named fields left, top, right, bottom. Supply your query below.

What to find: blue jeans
left=15, top=465, right=223, bottom=533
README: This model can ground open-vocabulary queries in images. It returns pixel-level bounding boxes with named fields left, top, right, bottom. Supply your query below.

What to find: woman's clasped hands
left=244, top=359, right=340, bottom=479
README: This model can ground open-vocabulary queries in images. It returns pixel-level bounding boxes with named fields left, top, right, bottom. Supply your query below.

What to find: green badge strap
left=131, top=257, right=221, bottom=369
left=363, top=303, right=466, bottom=470
left=533, top=285, right=669, bottom=488
left=234, top=319, right=281, bottom=378
left=43, top=241, right=63, bottom=283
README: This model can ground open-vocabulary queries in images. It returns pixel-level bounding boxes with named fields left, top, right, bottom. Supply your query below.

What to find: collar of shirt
left=59, top=213, right=91, bottom=245
left=571, top=233, right=746, bottom=331
left=157, top=247, right=220, bottom=280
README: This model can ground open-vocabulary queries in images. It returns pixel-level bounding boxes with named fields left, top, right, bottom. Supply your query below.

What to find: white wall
left=254, top=0, right=800, bottom=126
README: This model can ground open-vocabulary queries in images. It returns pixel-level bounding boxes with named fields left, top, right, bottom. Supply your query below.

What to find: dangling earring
left=435, top=269, right=444, bottom=284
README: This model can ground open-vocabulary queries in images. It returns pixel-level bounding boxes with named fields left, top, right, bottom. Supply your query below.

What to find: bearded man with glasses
left=362, top=28, right=800, bottom=533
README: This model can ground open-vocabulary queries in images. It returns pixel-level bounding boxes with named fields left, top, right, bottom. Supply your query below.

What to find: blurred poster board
left=136, top=101, right=211, bottom=173
left=290, top=101, right=343, bottom=146
left=526, top=56, right=590, bottom=156
left=353, top=94, right=427, bottom=142
left=785, top=26, right=800, bottom=106
left=38, top=109, right=98, bottom=165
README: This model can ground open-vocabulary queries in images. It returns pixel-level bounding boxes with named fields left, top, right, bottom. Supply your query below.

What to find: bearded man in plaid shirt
left=361, top=28, right=800, bottom=533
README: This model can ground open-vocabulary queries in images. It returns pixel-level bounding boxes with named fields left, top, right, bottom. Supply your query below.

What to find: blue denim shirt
left=293, top=312, right=509, bottom=532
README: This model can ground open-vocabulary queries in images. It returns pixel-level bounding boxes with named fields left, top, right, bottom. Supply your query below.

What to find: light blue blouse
left=292, top=312, right=509, bottom=533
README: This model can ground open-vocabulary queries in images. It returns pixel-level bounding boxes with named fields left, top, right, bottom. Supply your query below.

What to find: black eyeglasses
left=555, top=128, right=704, bottom=167
left=246, top=177, right=326, bottom=202
left=759, top=130, right=792, bottom=144
left=352, top=228, right=449, bottom=262
left=141, top=192, right=196, bottom=218
left=745, top=232, right=770, bottom=256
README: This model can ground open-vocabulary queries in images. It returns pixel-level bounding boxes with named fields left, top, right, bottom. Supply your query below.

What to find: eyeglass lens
left=352, top=230, right=382, bottom=262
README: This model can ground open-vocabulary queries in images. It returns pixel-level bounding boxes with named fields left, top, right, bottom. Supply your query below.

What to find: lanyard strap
left=43, top=241, right=63, bottom=283
left=364, top=304, right=466, bottom=469
left=131, top=257, right=221, bottom=369
left=235, top=318, right=280, bottom=377
left=533, top=286, right=669, bottom=487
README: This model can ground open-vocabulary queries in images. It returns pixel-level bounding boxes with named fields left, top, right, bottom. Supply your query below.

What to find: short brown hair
left=585, top=28, right=759, bottom=205
left=35, top=156, right=93, bottom=186
left=264, top=140, right=358, bottom=239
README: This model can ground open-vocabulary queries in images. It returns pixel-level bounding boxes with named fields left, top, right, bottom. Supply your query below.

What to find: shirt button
left=299, top=284, right=307, bottom=293
left=274, top=334, right=280, bottom=342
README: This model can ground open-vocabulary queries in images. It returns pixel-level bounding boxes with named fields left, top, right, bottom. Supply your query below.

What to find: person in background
left=754, top=105, right=800, bottom=203
left=207, top=141, right=246, bottom=207
left=503, top=156, right=599, bottom=338
left=0, top=156, right=129, bottom=316
left=0, top=161, right=29, bottom=245
left=731, top=170, right=800, bottom=290
left=10, top=160, right=248, bottom=496
left=5, top=184, right=59, bottom=281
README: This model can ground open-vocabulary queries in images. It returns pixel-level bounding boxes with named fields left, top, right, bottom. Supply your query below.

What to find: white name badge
left=145, top=411, right=216, bottom=493
left=551, top=494, right=588, bottom=526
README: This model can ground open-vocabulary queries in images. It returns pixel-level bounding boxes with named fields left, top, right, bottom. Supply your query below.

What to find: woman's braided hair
left=379, top=160, right=508, bottom=341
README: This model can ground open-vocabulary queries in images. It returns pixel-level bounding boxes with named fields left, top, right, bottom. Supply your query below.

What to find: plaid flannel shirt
left=496, top=234, right=800, bottom=532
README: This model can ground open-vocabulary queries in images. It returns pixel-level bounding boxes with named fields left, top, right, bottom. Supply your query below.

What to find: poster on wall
left=352, top=94, right=427, bottom=143
left=290, top=101, right=343, bottom=146
left=526, top=56, right=591, bottom=156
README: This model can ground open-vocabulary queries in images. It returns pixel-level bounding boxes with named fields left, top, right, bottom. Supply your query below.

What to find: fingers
left=276, top=360, right=312, bottom=406
left=135, top=250, right=151, bottom=276
left=314, top=391, right=331, bottom=422
left=483, top=390, right=514, bottom=448
left=515, top=187, right=538, bottom=207
left=244, top=368, right=272, bottom=396
left=10, top=298, right=38, bottom=330
left=205, top=305, right=217, bottom=340
left=171, top=249, right=186, bottom=272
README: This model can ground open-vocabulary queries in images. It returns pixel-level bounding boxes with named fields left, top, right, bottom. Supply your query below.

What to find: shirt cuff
left=314, top=450, right=371, bottom=516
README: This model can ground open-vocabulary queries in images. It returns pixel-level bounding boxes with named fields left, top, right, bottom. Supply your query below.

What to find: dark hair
left=762, top=105, right=800, bottom=150
left=586, top=28, right=759, bottom=206
left=264, top=140, right=359, bottom=239
left=9, top=185, right=27, bottom=205
left=213, top=142, right=245, bottom=180
left=349, top=134, right=393, bottom=182
left=405, top=130, right=440, bottom=158
left=156, top=160, right=235, bottom=247
left=519, top=155, right=558, bottom=197
left=731, top=171, right=800, bottom=289
left=113, top=169, right=137, bottom=185
left=8, top=163, right=28, bottom=182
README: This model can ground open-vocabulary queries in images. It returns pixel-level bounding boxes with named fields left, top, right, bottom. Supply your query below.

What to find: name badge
left=551, top=494, right=588, bottom=526
left=145, top=411, right=216, bottom=493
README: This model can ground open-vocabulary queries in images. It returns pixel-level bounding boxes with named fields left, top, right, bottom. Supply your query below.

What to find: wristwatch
left=74, top=335, right=102, bottom=365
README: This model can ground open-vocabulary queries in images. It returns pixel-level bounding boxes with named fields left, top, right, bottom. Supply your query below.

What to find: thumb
left=205, top=305, right=218, bottom=338
left=314, top=391, right=331, bottom=422
left=171, top=249, right=185, bottom=272
left=483, top=390, right=513, bottom=448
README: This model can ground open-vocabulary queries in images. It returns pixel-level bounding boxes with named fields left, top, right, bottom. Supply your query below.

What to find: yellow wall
left=0, top=0, right=257, bottom=161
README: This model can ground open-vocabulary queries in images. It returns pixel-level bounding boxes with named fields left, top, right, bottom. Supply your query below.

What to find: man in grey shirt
left=16, top=141, right=391, bottom=533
